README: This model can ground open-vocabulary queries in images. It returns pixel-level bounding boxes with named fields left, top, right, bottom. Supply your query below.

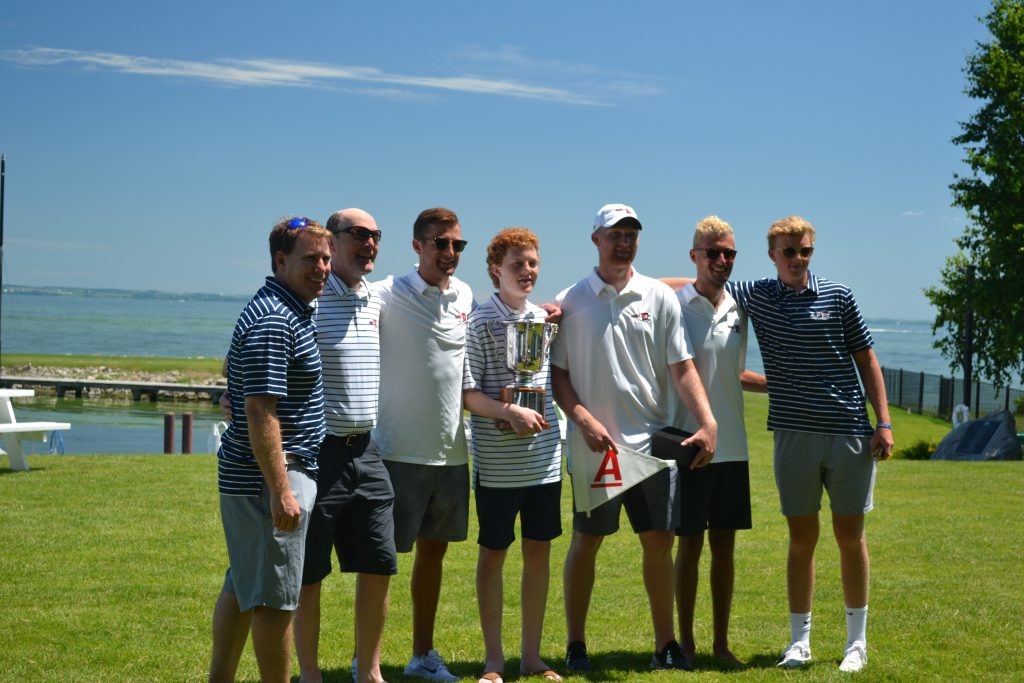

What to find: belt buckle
left=344, top=432, right=364, bottom=447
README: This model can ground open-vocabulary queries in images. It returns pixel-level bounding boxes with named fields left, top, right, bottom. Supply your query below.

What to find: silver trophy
left=491, top=319, right=558, bottom=430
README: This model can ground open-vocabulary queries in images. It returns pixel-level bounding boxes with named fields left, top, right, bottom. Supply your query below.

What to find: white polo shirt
left=550, top=268, right=691, bottom=456
left=464, top=293, right=561, bottom=488
left=672, top=283, right=749, bottom=463
left=372, top=268, right=473, bottom=466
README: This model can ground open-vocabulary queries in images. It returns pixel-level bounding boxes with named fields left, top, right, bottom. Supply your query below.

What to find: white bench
left=0, top=389, right=71, bottom=472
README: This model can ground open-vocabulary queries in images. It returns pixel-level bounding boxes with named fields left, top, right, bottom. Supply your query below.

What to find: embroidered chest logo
left=809, top=310, right=832, bottom=321
left=370, top=319, right=378, bottom=327
left=629, top=312, right=652, bottom=323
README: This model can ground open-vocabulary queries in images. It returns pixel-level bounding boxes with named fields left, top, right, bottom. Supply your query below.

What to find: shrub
left=895, top=439, right=937, bottom=460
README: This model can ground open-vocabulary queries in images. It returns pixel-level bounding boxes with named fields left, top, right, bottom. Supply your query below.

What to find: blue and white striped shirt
left=728, top=273, right=874, bottom=437
left=314, top=272, right=381, bottom=435
left=464, top=294, right=561, bottom=488
left=218, top=277, right=325, bottom=496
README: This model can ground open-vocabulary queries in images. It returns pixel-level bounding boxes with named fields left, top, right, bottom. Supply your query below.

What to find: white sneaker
left=839, top=642, right=867, bottom=673
left=404, top=649, right=459, bottom=682
left=351, top=657, right=358, bottom=683
left=777, top=641, right=812, bottom=668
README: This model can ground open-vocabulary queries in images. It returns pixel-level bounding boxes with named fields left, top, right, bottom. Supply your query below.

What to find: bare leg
left=411, top=537, right=448, bottom=656
left=356, top=573, right=391, bottom=683
left=477, top=546, right=508, bottom=674
left=674, top=533, right=704, bottom=666
left=209, top=590, right=251, bottom=683
left=563, top=531, right=603, bottom=645
left=785, top=514, right=820, bottom=614
left=638, top=529, right=677, bottom=650
left=519, top=539, right=552, bottom=674
left=707, top=529, right=742, bottom=665
left=832, top=514, right=868, bottom=609
left=294, top=582, right=323, bottom=683
left=250, top=605, right=295, bottom=683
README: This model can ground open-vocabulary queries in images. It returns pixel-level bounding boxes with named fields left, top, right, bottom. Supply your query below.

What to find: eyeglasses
left=424, top=237, right=468, bottom=253
left=336, top=226, right=383, bottom=243
left=286, top=217, right=314, bottom=229
left=779, top=246, right=814, bottom=258
left=600, top=230, right=639, bottom=244
left=695, top=247, right=737, bottom=261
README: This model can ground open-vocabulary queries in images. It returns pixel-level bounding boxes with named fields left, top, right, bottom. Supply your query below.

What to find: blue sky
left=0, top=0, right=992, bottom=319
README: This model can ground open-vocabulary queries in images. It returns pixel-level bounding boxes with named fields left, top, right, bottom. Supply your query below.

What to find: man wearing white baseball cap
left=550, top=203, right=718, bottom=672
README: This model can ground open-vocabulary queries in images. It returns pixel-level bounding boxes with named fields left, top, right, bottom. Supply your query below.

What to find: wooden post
left=182, top=413, right=193, bottom=454
left=164, top=413, right=175, bottom=454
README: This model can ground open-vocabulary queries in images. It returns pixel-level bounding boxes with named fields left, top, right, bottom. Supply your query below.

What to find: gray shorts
left=773, top=430, right=876, bottom=516
left=572, top=467, right=680, bottom=535
left=382, top=459, right=469, bottom=553
left=220, top=463, right=317, bottom=611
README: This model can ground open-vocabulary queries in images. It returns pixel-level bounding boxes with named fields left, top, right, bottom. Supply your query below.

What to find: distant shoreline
left=2, top=284, right=247, bottom=303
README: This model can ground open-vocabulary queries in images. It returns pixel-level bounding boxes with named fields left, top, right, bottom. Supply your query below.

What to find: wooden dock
left=0, top=376, right=226, bottom=404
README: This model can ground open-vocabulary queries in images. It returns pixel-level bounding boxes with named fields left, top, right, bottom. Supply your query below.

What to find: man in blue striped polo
left=293, top=208, right=394, bottom=683
left=209, top=217, right=331, bottom=683
left=726, top=215, right=894, bottom=673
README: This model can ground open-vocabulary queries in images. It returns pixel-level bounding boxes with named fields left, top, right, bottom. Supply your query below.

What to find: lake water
left=0, top=290, right=971, bottom=454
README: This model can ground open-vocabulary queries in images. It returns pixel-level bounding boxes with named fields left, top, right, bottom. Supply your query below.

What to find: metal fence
left=881, top=366, right=1024, bottom=421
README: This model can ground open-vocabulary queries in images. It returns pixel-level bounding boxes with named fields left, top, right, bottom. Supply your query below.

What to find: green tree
left=925, top=0, right=1024, bottom=388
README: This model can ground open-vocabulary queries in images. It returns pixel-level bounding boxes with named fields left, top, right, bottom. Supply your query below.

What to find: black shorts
left=302, top=433, right=397, bottom=583
left=573, top=467, right=680, bottom=535
left=476, top=480, right=562, bottom=550
left=675, top=460, right=752, bottom=536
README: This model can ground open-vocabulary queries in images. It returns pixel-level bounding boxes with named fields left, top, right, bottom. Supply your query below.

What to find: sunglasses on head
left=337, top=226, right=383, bottom=243
left=425, top=237, right=468, bottom=253
left=286, top=217, right=314, bottom=229
left=779, top=246, right=814, bottom=258
left=696, top=247, right=737, bottom=261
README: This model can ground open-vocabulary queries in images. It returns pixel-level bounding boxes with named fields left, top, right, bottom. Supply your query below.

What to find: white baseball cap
left=593, top=203, right=642, bottom=231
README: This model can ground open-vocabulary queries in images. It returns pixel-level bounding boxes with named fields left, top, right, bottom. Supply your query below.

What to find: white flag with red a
left=568, top=435, right=677, bottom=514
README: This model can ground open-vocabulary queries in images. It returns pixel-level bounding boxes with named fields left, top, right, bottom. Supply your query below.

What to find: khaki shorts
left=773, top=430, right=876, bottom=516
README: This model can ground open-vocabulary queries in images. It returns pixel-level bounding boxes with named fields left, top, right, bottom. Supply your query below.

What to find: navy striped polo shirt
left=727, top=273, right=875, bottom=437
left=218, top=277, right=325, bottom=496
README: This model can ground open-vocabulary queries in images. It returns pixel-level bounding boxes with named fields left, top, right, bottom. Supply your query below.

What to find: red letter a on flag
left=591, top=449, right=623, bottom=488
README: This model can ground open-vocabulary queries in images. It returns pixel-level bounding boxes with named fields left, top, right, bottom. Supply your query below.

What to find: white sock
left=790, top=612, right=812, bottom=646
left=845, top=605, right=868, bottom=649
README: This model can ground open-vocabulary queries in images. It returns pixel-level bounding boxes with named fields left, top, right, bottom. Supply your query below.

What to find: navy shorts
left=475, top=480, right=562, bottom=550
left=675, top=460, right=752, bottom=536
left=302, top=433, right=397, bottom=583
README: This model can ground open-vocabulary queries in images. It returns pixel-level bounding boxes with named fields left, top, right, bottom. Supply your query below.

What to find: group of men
left=207, top=203, right=894, bottom=683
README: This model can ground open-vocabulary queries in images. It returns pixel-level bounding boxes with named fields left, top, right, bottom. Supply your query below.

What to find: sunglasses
left=286, top=217, right=314, bottom=229
left=779, top=246, right=814, bottom=258
left=337, top=226, right=383, bottom=243
left=695, top=247, right=737, bottom=261
left=424, top=237, right=468, bottom=253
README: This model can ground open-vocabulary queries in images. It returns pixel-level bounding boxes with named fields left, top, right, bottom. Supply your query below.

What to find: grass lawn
left=1, top=393, right=1021, bottom=681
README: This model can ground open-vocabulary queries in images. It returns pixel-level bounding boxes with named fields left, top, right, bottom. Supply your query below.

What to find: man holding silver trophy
left=550, top=204, right=718, bottom=673
left=463, top=227, right=564, bottom=683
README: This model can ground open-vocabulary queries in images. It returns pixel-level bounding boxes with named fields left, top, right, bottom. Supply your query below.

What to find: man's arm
left=853, top=348, right=894, bottom=460
left=740, top=370, right=768, bottom=393
left=660, top=277, right=693, bottom=291
left=551, top=365, right=616, bottom=454
left=244, top=395, right=301, bottom=531
left=462, top=389, right=549, bottom=437
left=669, top=359, right=718, bottom=468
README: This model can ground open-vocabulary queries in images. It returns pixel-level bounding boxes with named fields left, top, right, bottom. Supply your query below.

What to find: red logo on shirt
left=629, top=312, right=652, bottom=323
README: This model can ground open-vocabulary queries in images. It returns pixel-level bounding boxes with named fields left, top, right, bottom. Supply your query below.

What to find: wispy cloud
left=901, top=210, right=924, bottom=217
left=1, top=47, right=619, bottom=105
left=8, top=238, right=109, bottom=252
